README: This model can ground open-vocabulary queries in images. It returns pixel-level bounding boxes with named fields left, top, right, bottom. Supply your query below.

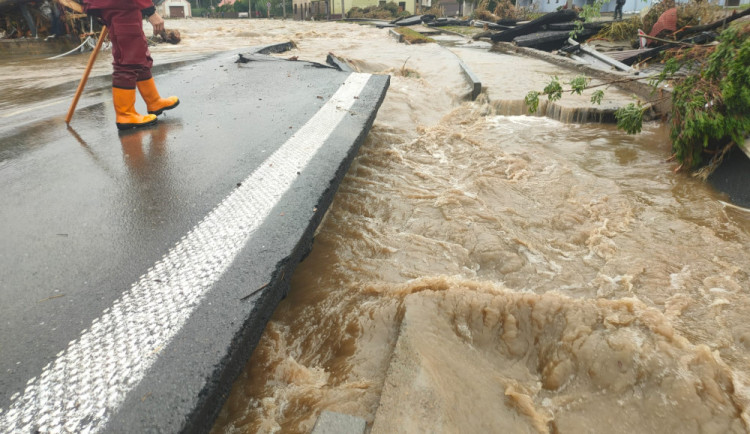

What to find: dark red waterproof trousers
left=99, top=8, right=153, bottom=89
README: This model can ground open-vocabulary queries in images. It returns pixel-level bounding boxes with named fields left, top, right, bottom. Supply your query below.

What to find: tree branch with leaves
left=524, top=75, right=652, bottom=134
left=524, top=23, right=749, bottom=174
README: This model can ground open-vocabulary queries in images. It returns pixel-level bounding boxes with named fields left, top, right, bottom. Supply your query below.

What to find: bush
left=493, top=0, right=518, bottom=20
left=233, top=0, right=250, bottom=12
left=216, top=0, right=250, bottom=13
left=346, top=2, right=403, bottom=19
left=347, top=6, right=364, bottom=17
left=382, top=1, right=399, bottom=15
left=423, top=4, right=445, bottom=17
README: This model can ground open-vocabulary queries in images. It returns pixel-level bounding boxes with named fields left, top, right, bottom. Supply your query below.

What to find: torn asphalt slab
left=0, top=47, right=389, bottom=432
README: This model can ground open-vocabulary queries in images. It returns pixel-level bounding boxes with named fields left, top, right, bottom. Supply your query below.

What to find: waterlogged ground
left=4, top=17, right=748, bottom=433
left=182, top=19, right=748, bottom=434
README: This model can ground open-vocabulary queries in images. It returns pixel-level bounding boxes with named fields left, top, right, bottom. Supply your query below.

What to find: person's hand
left=148, top=12, right=165, bottom=35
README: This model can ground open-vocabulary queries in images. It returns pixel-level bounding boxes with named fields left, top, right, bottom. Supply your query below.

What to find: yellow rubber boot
left=137, top=78, right=180, bottom=115
left=113, top=87, right=157, bottom=131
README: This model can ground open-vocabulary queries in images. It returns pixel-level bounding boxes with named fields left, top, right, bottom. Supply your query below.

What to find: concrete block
left=458, top=59, right=482, bottom=101
left=389, top=28, right=404, bottom=43
left=312, top=411, right=367, bottom=434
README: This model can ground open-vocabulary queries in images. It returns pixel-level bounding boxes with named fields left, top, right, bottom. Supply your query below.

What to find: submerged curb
left=457, top=57, right=482, bottom=101
left=389, top=28, right=405, bottom=43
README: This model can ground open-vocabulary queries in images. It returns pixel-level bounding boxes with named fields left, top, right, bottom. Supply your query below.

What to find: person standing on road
left=614, top=0, right=625, bottom=21
left=82, top=0, right=179, bottom=130
left=19, top=0, right=38, bottom=38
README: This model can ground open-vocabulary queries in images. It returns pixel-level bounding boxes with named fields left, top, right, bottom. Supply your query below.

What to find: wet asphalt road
left=0, top=47, right=389, bottom=432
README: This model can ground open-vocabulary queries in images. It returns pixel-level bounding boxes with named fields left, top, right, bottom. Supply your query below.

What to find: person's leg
left=51, top=2, right=63, bottom=36
left=136, top=77, right=180, bottom=115
left=134, top=21, right=179, bottom=115
left=100, top=8, right=157, bottom=130
left=19, top=1, right=37, bottom=38
left=100, top=8, right=151, bottom=90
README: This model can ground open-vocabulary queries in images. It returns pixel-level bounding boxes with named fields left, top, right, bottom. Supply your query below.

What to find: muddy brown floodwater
left=4, top=17, right=749, bottom=434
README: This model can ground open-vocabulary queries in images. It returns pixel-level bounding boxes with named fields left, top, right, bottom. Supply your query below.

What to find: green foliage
left=648, top=57, right=683, bottom=89
left=442, top=25, right=484, bottom=36
left=217, top=0, right=241, bottom=12
left=525, top=74, right=645, bottom=135
left=231, top=0, right=250, bottom=12
left=570, top=0, right=607, bottom=38
left=382, top=1, right=400, bottom=15
left=192, top=7, right=208, bottom=16
left=669, top=26, right=750, bottom=169
left=591, top=90, right=604, bottom=105
left=579, top=0, right=606, bottom=22
left=525, top=91, right=540, bottom=113
left=522, top=17, right=749, bottom=173
left=544, top=76, right=563, bottom=101
left=615, top=103, right=646, bottom=134
left=570, top=76, right=589, bottom=95
left=524, top=75, right=591, bottom=113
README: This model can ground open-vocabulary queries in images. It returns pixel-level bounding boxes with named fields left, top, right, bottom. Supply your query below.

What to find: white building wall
left=462, top=0, right=473, bottom=16
left=157, top=0, right=193, bottom=18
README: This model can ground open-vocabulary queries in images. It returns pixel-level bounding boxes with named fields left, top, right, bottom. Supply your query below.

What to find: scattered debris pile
left=149, top=29, right=181, bottom=45
left=428, top=17, right=473, bottom=27
left=462, top=0, right=750, bottom=67
left=468, top=9, right=610, bottom=50
left=0, top=0, right=87, bottom=40
left=391, top=14, right=436, bottom=26
left=598, top=7, right=749, bottom=68
left=3, top=0, right=180, bottom=55
left=400, top=0, right=746, bottom=176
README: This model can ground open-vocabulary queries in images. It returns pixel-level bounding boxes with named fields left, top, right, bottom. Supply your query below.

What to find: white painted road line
left=0, top=72, right=372, bottom=433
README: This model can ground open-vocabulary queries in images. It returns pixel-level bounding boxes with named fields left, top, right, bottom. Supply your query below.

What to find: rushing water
left=3, top=18, right=749, bottom=433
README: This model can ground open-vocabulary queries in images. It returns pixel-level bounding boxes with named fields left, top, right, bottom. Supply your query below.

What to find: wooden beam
left=57, top=0, right=84, bottom=13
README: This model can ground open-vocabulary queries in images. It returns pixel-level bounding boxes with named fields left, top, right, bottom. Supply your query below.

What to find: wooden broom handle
left=65, top=26, right=108, bottom=124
